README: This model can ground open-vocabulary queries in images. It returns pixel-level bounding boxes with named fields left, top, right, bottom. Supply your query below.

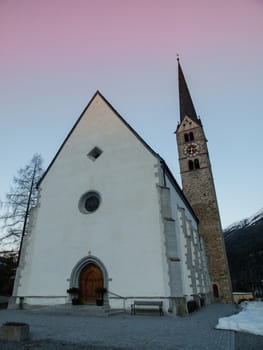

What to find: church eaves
left=178, top=58, right=201, bottom=125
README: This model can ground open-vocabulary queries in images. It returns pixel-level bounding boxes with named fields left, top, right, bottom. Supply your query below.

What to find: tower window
left=188, top=160, right=194, bottom=171
left=194, top=159, right=200, bottom=169
left=188, top=159, right=200, bottom=171
left=184, top=132, right=194, bottom=142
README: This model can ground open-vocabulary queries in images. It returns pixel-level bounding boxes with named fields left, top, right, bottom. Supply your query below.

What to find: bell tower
left=175, top=58, right=232, bottom=303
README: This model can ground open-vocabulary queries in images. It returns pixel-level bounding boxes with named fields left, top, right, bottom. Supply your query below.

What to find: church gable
left=39, top=91, right=158, bottom=189
left=176, top=116, right=200, bottom=133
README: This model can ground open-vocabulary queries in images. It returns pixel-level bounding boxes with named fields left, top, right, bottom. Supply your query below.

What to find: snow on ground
left=216, top=301, right=263, bottom=336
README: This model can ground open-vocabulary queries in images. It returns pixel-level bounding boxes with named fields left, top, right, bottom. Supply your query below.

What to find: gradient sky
left=0, top=0, right=262, bottom=228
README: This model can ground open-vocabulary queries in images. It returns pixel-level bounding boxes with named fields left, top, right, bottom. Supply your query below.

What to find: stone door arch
left=70, top=255, right=108, bottom=304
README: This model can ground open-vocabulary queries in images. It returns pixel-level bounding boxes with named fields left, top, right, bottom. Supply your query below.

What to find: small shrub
left=67, top=287, right=80, bottom=294
left=94, top=287, right=107, bottom=295
left=187, top=300, right=199, bottom=313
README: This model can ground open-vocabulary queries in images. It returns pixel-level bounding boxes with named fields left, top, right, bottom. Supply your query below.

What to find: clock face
left=183, top=143, right=200, bottom=157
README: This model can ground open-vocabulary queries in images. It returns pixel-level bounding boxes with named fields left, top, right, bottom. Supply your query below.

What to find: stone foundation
left=173, top=297, right=188, bottom=316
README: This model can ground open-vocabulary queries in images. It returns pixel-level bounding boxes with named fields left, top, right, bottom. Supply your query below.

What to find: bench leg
left=159, top=306, right=164, bottom=316
left=131, top=305, right=136, bottom=315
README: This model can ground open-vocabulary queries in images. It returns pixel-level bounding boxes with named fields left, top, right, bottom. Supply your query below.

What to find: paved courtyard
left=0, top=303, right=262, bottom=349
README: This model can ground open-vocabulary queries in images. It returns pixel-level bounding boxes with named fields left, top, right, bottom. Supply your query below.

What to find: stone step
left=108, top=309, right=126, bottom=316
left=27, top=304, right=126, bottom=317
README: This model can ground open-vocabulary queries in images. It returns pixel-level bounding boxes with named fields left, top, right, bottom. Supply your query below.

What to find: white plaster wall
left=165, top=173, right=211, bottom=299
left=17, top=94, right=168, bottom=305
left=164, top=174, right=199, bottom=298
left=177, top=210, right=193, bottom=297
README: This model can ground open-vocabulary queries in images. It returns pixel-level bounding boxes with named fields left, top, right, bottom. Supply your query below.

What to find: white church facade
left=12, top=89, right=211, bottom=315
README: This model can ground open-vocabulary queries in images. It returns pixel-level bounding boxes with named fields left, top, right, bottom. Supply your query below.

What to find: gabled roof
left=37, top=90, right=198, bottom=221
left=37, top=90, right=159, bottom=187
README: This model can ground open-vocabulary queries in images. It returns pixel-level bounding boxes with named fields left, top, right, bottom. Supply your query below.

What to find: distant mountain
left=225, top=208, right=263, bottom=232
left=224, top=209, right=263, bottom=293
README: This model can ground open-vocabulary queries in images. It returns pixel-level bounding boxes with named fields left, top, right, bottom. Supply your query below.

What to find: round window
left=79, top=191, right=101, bottom=214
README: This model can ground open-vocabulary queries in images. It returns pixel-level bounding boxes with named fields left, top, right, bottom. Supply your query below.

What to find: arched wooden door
left=79, top=263, right=103, bottom=304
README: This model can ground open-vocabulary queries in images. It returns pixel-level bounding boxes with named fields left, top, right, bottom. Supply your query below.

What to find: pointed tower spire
left=177, top=57, right=199, bottom=123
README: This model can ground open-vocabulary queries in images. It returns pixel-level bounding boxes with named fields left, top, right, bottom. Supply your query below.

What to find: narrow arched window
left=194, top=159, right=200, bottom=169
left=184, top=133, right=189, bottom=142
left=188, top=160, right=194, bottom=171
left=189, top=132, right=194, bottom=141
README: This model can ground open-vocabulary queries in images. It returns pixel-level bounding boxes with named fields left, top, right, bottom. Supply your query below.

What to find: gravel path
left=0, top=303, right=262, bottom=349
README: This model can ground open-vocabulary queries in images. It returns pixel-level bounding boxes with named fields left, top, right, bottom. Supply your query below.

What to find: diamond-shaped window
left=87, top=147, right=103, bottom=161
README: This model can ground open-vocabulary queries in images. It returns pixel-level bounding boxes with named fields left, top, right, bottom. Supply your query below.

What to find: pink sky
left=0, top=0, right=263, bottom=227
left=1, top=0, right=262, bottom=74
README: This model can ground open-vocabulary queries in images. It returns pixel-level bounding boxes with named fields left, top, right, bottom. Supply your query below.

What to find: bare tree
left=0, top=154, right=44, bottom=251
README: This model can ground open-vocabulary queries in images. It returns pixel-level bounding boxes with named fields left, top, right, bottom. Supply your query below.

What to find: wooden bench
left=131, top=300, right=163, bottom=316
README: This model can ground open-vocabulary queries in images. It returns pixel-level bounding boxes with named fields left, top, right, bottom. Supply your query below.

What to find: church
left=11, top=60, right=231, bottom=315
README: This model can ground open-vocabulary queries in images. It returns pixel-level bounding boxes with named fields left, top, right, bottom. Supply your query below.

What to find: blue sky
left=0, top=0, right=262, bottom=228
